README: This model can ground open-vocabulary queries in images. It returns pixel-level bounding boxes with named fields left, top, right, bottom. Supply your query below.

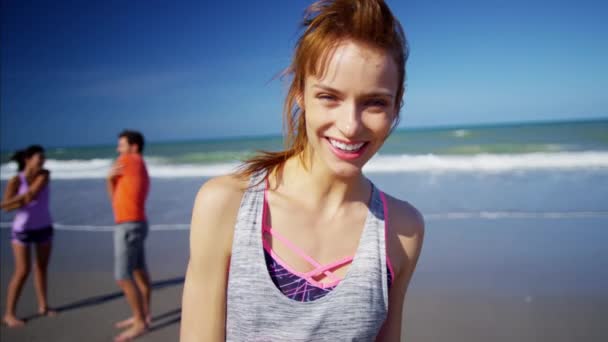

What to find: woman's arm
left=23, top=170, right=50, bottom=203
left=1, top=171, right=50, bottom=210
left=376, top=197, right=425, bottom=342
left=0, top=176, right=20, bottom=211
left=180, top=175, right=245, bottom=342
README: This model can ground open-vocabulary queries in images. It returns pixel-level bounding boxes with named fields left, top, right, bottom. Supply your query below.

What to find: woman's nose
left=336, top=103, right=362, bottom=138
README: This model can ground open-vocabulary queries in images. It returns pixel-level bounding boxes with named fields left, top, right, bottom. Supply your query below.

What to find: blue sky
left=1, top=0, right=607, bottom=149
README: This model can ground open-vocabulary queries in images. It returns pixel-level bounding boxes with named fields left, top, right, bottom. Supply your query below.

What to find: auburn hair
left=238, top=0, right=408, bottom=180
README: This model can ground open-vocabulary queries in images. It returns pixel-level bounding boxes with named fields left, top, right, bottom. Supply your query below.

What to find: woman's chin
left=326, top=161, right=364, bottom=179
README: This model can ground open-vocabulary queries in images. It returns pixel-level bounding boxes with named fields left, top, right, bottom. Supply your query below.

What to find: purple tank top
left=12, top=172, right=52, bottom=232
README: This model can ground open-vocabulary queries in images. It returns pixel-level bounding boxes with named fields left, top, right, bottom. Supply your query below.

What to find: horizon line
left=1, top=116, right=606, bottom=153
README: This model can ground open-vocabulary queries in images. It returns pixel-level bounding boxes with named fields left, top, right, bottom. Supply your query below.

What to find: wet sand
left=2, top=173, right=608, bottom=341
left=0, top=229, right=187, bottom=341
left=2, top=215, right=607, bottom=341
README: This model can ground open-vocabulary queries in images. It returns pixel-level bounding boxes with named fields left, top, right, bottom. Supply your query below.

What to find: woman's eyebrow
left=312, top=83, right=344, bottom=95
left=312, top=83, right=394, bottom=98
left=362, top=92, right=394, bottom=99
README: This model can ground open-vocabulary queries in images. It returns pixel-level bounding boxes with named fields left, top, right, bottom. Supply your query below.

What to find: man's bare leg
left=132, top=269, right=151, bottom=321
left=114, top=279, right=147, bottom=342
left=115, top=269, right=151, bottom=328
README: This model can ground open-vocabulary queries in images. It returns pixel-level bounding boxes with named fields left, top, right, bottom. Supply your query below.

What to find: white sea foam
left=365, top=151, right=608, bottom=173
left=0, top=222, right=189, bottom=231
left=451, top=129, right=470, bottom=137
left=2, top=211, right=607, bottom=232
left=423, top=211, right=608, bottom=220
left=0, top=158, right=241, bottom=180
left=2, top=151, right=608, bottom=180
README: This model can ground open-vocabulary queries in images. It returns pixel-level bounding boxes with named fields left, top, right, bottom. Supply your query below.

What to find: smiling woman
left=302, top=42, right=398, bottom=176
left=180, top=1, right=424, bottom=341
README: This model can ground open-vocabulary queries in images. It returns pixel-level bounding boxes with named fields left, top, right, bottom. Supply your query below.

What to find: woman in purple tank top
left=1, top=145, right=56, bottom=328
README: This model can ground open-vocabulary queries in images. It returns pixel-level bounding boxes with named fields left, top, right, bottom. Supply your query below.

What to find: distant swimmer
left=2, top=145, right=57, bottom=327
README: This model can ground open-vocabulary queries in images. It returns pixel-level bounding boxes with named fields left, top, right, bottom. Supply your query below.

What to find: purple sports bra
left=262, top=182, right=394, bottom=302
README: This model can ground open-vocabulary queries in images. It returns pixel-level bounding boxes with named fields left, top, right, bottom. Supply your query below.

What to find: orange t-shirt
left=112, top=153, right=150, bottom=223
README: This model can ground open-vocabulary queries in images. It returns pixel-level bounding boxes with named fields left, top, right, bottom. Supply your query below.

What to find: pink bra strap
left=262, top=226, right=322, bottom=268
left=378, top=191, right=395, bottom=281
left=262, top=178, right=393, bottom=285
left=262, top=239, right=341, bottom=288
left=263, top=226, right=343, bottom=282
left=262, top=179, right=354, bottom=282
left=303, top=255, right=353, bottom=278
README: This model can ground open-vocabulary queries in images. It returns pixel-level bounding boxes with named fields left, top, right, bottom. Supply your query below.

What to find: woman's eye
left=366, top=98, right=388, bottom=107
left=317, top=94, right=337, bottom=102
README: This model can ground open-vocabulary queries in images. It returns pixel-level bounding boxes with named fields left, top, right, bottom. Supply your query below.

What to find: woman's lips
left=325, top=137, right=369, bottom=161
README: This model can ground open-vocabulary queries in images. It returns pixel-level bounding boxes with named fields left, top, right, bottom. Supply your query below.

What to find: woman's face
left=302, top=40, right=399, bottom=178
left=26, top=152, right=45, bottom=171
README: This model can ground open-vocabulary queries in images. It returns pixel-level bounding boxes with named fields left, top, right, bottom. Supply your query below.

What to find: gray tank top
left=226, top=172, right=390, bottom=341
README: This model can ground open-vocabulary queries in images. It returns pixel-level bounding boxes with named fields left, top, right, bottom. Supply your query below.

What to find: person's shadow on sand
left=148, top=308, right=181, bottom=332
left=22, top=277, right=183, bottom=331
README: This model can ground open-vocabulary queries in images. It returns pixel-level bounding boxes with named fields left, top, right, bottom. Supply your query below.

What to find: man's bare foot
left=38, top=307, right=58, bottom=317
left=3, top=314, right=25, bottom=328
left=114, top=321, right=148, bottom=342
left=115, top=317, right=135, bottom=329
left=115, top=315, right=152, bottom=329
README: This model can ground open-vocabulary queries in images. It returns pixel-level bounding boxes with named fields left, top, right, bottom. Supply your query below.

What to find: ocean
left=2, top=119, right=608, bottom=179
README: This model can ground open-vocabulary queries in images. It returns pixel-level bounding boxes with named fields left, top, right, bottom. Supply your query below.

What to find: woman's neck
left=273, top=152, right=370, bottom=212
left=23, top=166, right=40, bottom=178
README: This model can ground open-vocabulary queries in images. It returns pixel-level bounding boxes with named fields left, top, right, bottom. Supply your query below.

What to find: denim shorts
left=114, top=221, right=148, bottom=280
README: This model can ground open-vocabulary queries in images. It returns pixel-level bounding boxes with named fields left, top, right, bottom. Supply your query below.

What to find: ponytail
left=10, top=150, right=26, bottom=172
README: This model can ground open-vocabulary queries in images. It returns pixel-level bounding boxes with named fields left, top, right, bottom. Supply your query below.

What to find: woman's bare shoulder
left=190, top=174, right=250, bottom=241
left=384, top=193, right=424, bottom=237
left=383, top=192, right=425, bottom=277
left=35, top=169, right=51, bottom=181
left=7, top=175, right=21, bottom=186
left=195, top=174, right=249, bottom=207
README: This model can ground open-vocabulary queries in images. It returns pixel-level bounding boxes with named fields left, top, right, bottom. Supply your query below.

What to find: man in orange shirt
left=107, top=130, right=151, bottom=342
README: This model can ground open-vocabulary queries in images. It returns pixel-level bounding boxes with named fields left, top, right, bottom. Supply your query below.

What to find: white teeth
left=329, top=139, right=365, bottom=152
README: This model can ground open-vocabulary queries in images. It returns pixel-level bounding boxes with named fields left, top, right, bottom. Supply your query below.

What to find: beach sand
left=2, top=217, right=607, bottom=341
left=1, top=174, right=608, bottom=341
left=0, top=229, right=187, bottom=341
left=402, top=217, right=608, bottom=341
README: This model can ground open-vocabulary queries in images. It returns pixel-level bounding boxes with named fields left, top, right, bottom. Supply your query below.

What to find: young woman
left=2, top=145, right=56, bottom=327
left=181, top=1, right=424, bottom=341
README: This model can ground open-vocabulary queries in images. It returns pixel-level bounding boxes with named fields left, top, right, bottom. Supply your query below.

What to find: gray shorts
left=114, top=221, right=148, bottom=280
